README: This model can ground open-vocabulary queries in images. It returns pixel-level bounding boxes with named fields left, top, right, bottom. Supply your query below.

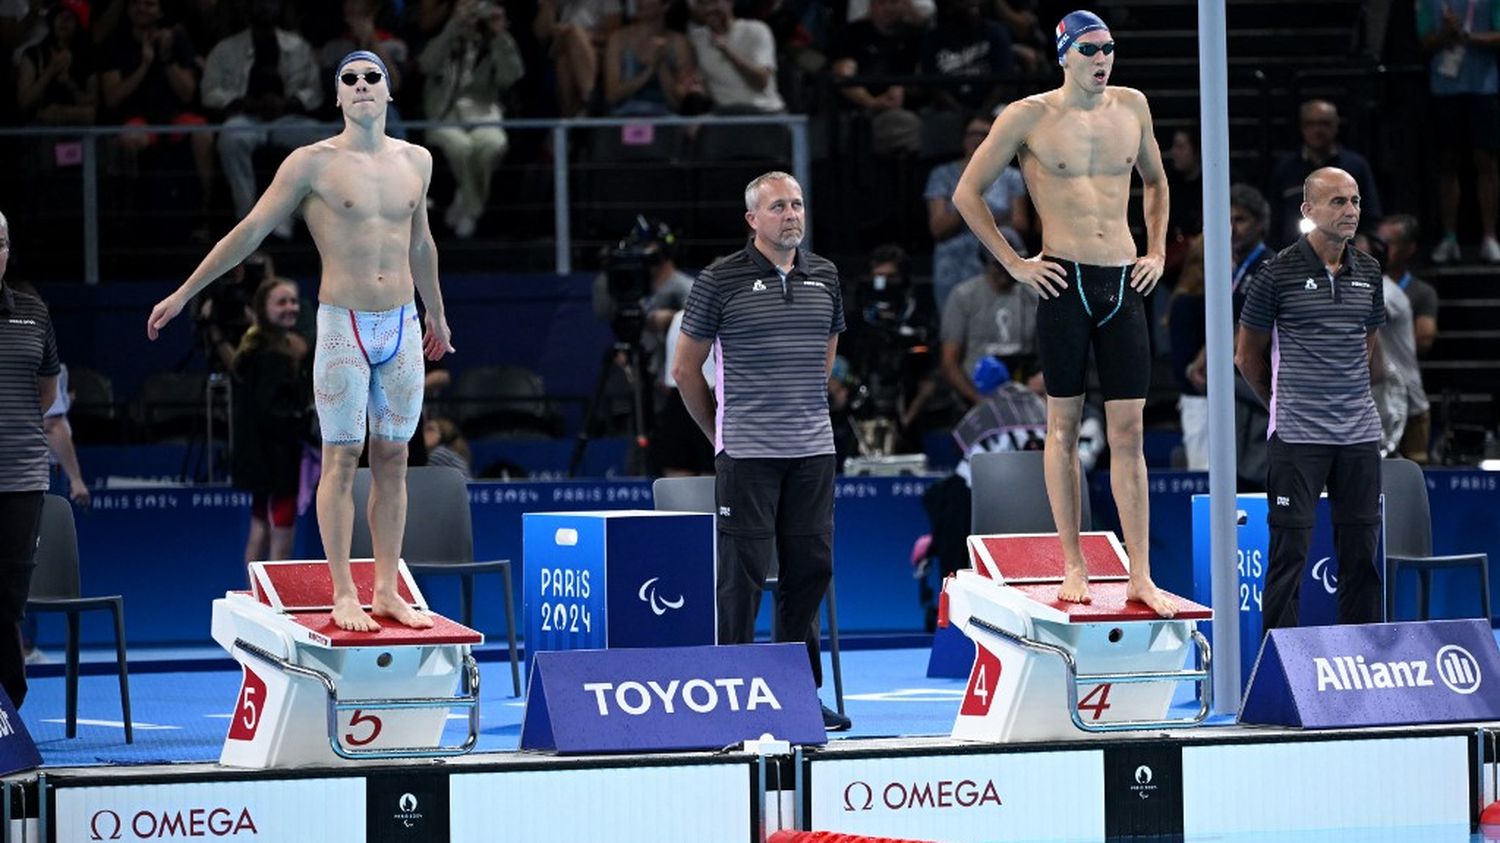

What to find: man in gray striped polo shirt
left=672, top=171, right=851, bottom=731
left=1236, top=167, right=1386, bottom=632
left=0, top=210, right=60, bottom=708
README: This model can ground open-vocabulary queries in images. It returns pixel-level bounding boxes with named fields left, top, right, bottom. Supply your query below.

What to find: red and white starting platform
left=209, top=559, right=483, bottom=767
left=941, top=532, right=1213, bottom=741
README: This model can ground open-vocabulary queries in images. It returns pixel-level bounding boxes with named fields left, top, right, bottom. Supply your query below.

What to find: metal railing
left=0, top=113, right=811, bottom=283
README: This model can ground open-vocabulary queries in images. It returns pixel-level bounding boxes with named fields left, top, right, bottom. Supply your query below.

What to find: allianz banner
left=1240, top=619, right=1500, bottom=728
left=520, top=643, right=827, bottom=753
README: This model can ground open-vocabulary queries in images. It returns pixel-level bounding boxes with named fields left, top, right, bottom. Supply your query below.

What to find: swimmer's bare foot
left=372, top=591, right=434, bottom=629
left=1057, top=563, right=1092, bottom=604
left=1126, top=577, right=1177, bottom=618
left=333, top=595, right=381, bottom=632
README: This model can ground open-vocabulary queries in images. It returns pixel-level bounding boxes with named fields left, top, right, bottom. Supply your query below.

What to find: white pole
left=1198, top=0, right=1242, bottom=714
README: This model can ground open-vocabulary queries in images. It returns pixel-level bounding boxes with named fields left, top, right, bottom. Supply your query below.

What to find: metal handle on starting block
left=968, top=618, right=1213, bottom=733
left=233, top=638, right=483, bottom=760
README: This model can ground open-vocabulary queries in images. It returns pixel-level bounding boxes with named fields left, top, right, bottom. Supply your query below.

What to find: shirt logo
left=801, top=280, right=823, bottom=287
left=752, top=280, right=767, bottom=292
left=6, top=318, right=37, bottom=326
left=1304, top=278, right=1318, bottom=291
left=1351, top=280, right=1371, bottom=289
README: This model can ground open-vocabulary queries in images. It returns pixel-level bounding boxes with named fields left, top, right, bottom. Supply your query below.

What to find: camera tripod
left=567, top=339, right=650, bottom=477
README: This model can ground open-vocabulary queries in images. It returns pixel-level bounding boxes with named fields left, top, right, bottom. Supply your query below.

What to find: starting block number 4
left=959, top=649, right=1116, bottom=722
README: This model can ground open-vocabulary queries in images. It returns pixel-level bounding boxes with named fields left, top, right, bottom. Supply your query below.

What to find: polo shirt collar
left=1295, top=235, right=1351, bottom=276
left=745, top=238, right=807, bottom=278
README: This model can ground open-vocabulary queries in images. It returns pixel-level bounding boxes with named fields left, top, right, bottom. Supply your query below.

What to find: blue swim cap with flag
left=335, top=49, right=390, bottom=84
left=1055, top=10, right=1109, bottom=66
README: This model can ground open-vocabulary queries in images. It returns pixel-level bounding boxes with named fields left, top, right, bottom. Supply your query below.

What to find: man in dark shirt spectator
left=920, top=0, right=1015, bottom=111
left=832, top=0, right=923, bottom=156
left=1377, top=213, right=1439, bottom=463
left=1267, top=100, right=1383, bottom=247
left=100, top=0, right=215, bottom=223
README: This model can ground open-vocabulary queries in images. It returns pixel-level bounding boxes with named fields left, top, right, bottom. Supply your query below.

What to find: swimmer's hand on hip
left=1007, top=255, right=1068, bottom=299
left=1130, top=253, right=1165, bottom=295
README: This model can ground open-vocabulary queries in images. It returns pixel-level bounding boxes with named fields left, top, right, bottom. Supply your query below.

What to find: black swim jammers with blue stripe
left=1034, top=256, right=1150, bottom=401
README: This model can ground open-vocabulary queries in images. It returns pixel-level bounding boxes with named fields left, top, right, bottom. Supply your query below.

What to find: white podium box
left=941, top=532, right=1212, bottom=742
left=210, top=559, right=483, bottom=768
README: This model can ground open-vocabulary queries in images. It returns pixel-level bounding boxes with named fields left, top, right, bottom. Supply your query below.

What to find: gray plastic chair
left=1381, top=458, right=1490, bottom=621
left=970, top=450, right=1093, bottom=534
left=652, top=476, right=845, bottom=715
left=28, top=494, right=132, bottom=742
left=352, top=466, right=521, bottom=695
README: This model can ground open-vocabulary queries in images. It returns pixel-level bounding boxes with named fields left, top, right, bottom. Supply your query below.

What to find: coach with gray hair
left=672, top=171, right=851, bottom=731
left=0, top=210, right=60, bottom=708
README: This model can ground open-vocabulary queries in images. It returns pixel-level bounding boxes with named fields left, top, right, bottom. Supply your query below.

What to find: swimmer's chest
left=310, top=154, right=423, bottom=222
left=1023, top=107, right=1140, bottom=177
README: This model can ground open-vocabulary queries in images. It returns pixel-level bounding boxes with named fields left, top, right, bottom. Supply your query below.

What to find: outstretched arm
left=147, top=148, right=314, bottom=338
left=1131, top=89, right=1169, bottom=294
left=409, top=147, right=453, bottom=360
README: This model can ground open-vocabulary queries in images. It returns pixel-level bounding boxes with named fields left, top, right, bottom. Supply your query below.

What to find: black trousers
left=1262, top=436, right=1382, bottom=633
left=714, top=453, right=835, bottom=687
left=0, top=491, right=42, bottom=708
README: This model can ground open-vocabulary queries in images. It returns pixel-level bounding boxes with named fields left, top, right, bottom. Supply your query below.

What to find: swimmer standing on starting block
left=147, top=50, right=452, bottom=632
left=953, top=10, right=1175, bottom=617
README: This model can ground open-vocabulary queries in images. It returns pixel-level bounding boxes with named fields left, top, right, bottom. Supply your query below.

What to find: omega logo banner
left=808, top=750, right=1105, bottom=841
left=1239, top=619, right=1500, bottom=728
left=519, top=643, right=826, bottom=753
left=55, top=778, right=365, bottom=842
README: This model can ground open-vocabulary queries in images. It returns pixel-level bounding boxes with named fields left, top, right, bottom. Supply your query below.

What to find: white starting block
left=941, top=532, right=1212, bottom=742
left=210, top=559, right=483, bottom=768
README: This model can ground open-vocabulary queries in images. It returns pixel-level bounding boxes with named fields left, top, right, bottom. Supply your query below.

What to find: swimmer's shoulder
left=390, top=138, right=433, bottom=166
left=1107, top=86, right=1152, bottom=112
left=998, top=94, right=1052, bottom=140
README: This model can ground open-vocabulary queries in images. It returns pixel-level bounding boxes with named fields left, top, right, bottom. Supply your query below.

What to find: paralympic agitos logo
left=842, top=778, right=1003, bottom=812
left=89, top=806, right=258, bottom=839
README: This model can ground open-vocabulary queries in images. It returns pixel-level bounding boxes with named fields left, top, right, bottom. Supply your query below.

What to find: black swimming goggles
left=340, top=70, right=384, bottom=86
left=1072, top=41, right=1115, bottom=57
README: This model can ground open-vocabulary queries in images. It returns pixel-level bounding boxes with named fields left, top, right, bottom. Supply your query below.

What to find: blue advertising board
left=1240, top=619, right=1500, bottom=728
left=520, top=643, right=826, bottom=753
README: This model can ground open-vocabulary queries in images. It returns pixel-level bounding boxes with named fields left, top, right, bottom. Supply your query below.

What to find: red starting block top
left=251, top=559, right=421, bottom=612
left=968, top=532, right=1130, bottom=583
left=289, top=611, right=483, bottom=646
left=1010, top=581, right=1212, bottom=622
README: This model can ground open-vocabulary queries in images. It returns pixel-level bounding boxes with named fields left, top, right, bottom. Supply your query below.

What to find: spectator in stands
left=231, top=276, right=313, bottom=568
left=1166, top=126, right=1203, bottom=245
left=925, top=110, right=1031, bottom=314
left=1418, top=0, right=1500, bottom=263
left=203, top=0, right=324, bottom=237
left=1377, top=214, right=1438, bottom=462
left=421, top=0, right=524, bottom=239
left=1166, top=235, right=1207, bottom=468
left=101, top=0, right=216, bottom=228
left=920, top=0, right=1015, bottom=112
left=196, top=251, right=274, bottom=372
left=846, top=0, right=934, bottom=26
left=423, top=416, right=471, bottom=478
left=0, top=208, right=60, bottom=709
left=1267, top=100, right=1382, bottom=247
left=604, top=0, right=706, bottom=117
left=319, top=0, right=409, bottom=102
left=993, top=0, right=1047, bottom=72
left=533, top=0, right=622, bottom=116
left=939, top=239, right=1039, bottom=408
left=688, top=0, right=784, bottom=113
left=15, top=4, right=97, bottom=125
left=831, top=0, right=923, bottom=157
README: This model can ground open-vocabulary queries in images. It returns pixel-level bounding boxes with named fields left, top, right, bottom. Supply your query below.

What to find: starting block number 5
left=227, top=668, right=268, bottom=741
